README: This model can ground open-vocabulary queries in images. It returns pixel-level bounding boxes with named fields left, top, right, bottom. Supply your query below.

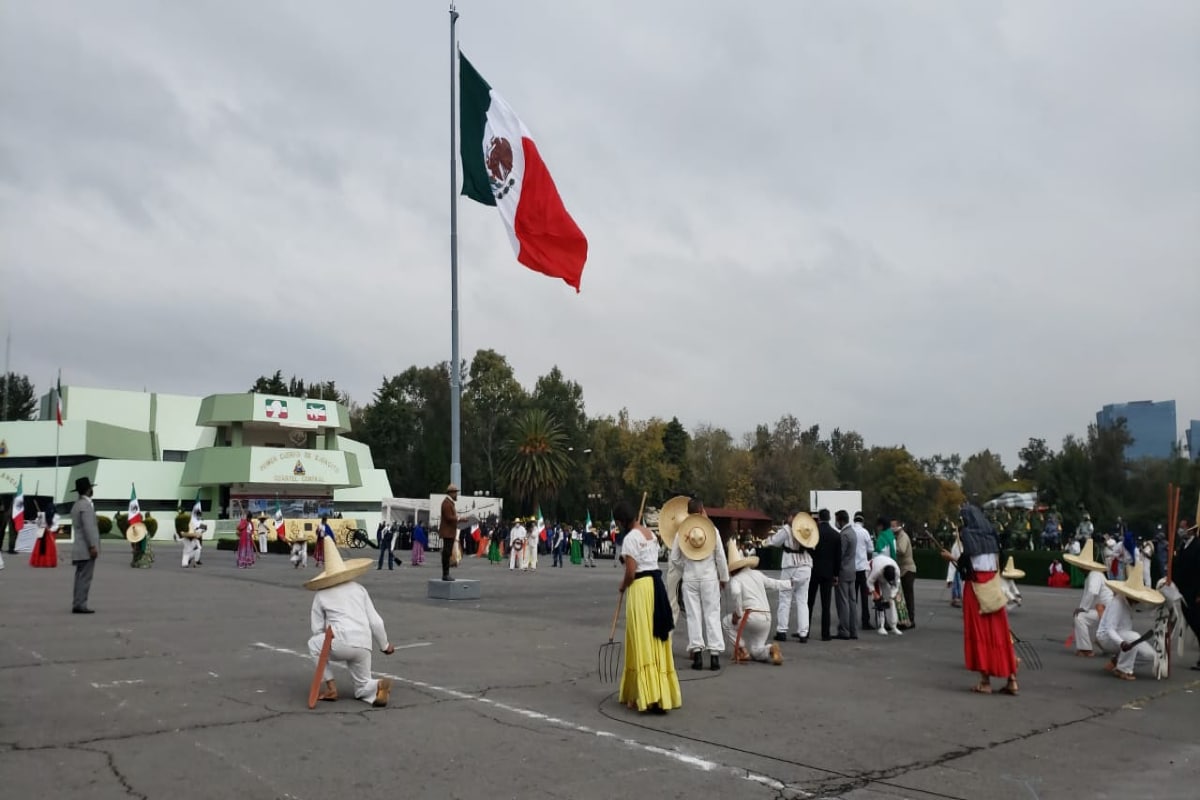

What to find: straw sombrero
left=1000, top=556, right=1025, bottom=580
left=126, top=521, right=148, bottom=544
left=790, top=512, right=819, bottom=549
left=677, top=514, right=718, bottom=561
left=726, top=537, right=758, bottom=572
left=1105, top=561, right=1164, bottom=606
left=657, top=495, right=691, bottom=548
left=1062, top=539, right=1105, bottom=571
left=305, top=537, right=373, bottom=591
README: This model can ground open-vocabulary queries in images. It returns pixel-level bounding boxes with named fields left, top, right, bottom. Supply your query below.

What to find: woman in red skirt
left=30, top=509, right=59, bottom=568
left=943, top=504, right=1018, bottom=695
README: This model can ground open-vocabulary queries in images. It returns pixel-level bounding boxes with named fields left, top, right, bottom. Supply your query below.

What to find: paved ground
left=1, top=545, right=1197, bottom=800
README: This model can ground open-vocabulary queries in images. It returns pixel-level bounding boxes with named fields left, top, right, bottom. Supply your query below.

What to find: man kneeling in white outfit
left=866, top=554, right=903, bottom=636
left=306, top=538, right=395, bottom=706
left=722, top=539, right=787, bottom=665
left=1096, top=561, right=1164, bottom=681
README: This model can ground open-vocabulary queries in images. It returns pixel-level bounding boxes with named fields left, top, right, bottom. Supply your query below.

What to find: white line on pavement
left=90, top=679, right=144, bottom=689
left=252, top=641, right=806, bottom=797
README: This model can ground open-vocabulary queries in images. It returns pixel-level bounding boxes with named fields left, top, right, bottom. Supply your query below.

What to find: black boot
left=442, top=574, right=455, bottom=582
left=710, top=654, right=720, bottom=671
left=774, top=632, right=787, bottom=642
left=691, top=651, right=703, bottom=671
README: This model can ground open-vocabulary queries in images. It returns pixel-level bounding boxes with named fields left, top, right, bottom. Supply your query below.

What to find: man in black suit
left=808, top=509, right=843, bottom=641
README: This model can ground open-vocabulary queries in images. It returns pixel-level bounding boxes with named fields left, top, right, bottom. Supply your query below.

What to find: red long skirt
left=30, top=532, right=58, bottom=568
left=962, top=571, right=1017, bottom=678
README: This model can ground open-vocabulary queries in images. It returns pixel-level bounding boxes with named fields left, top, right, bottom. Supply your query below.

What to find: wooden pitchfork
left=598, top=492, right=646, bottom=682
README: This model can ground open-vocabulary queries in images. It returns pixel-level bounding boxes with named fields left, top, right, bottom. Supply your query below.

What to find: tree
left=827, top=428, right=866, bottom=488
left=501, top=408, right=572, bottom=510
left=661, top=417, right=691, bottom=493
left=250, top=371, right=288, bottom=395
left=686, top=424, right=739, bottom=508
left=859, top=447, right=928, bottom=525
left=960, top=449, right=1010, bottom=501
left=530, top=366, right=589, bottom=516
left=1016, top=438, right=1053, bottom=481
left=355, top=364, right=453, bottom=497
left=0, top=373, right=37, bottom=421
left=463, top=350, right=527, bottom=495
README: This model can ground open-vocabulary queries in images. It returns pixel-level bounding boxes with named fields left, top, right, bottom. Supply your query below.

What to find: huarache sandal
left=1113, top=670, right=1136, bottom=681
left=971, top=682, right=992, bottom=694
left=1000, top=680, right=1019, bottom=696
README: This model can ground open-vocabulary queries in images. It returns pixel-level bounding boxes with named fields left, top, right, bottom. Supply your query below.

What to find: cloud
left=1, top=0, right=1196, bottom=469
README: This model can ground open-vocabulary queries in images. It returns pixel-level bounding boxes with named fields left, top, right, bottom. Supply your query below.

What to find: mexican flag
left=127, top=485, right=143, bottom=526
left=274, top=501, right=286, bottom=539
left=55, top=375, right=64, bottom=426
left=609, top=512, right=618, bottom=540
left=11, top=476, right=24, bottom=531
left=192, top=492, right=202, bottom=518
left=459, top=53, right=588, bottom=292
left=585, top=510, right=593, bottom=534
left=534, top=505, right=547, bottom=542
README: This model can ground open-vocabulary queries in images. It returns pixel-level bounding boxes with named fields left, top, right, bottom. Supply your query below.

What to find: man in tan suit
left=70, top=476, right=101, bottom=613
left=439, top=484, right=459, bottom=582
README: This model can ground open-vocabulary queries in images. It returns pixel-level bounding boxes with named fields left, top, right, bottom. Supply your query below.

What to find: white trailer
left=809, top=490, right=863, bottom=518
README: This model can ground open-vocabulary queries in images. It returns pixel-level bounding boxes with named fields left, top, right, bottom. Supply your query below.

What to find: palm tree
left=501, top=409, right=572, bottom=509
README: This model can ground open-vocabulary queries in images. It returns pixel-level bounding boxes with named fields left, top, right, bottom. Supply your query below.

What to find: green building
left=0, top=385, right=392, bottom=540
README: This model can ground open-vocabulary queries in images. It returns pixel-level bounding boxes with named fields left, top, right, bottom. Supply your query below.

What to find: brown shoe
left=318, top=679, right=338, bottom=702
left=769, top=643, right=783, bottom=666
left=1075, top=650, right=1094, bottom=657
left=372, top=678, right=392, bottom=707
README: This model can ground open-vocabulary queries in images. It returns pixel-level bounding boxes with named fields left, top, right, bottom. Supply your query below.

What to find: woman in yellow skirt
left=616, top=502, right=682, bottom=714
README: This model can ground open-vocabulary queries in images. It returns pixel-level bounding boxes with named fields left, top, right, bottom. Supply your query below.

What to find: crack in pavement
left=11, top=710, right=287, bottom=751
left=0, top=653, right=172, bottom=671
left=69, top=745, right=149, bottom=800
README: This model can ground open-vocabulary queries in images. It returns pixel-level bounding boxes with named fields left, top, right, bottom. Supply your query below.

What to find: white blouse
left=622, top=531, right=660, bottom=572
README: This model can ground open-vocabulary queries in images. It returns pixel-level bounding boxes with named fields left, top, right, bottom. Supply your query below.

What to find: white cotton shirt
left=508, top=524, right=527, bottom=545
left=622, top=530, right=661, bottom=572
left=765, top=525, right=812, bottom=570
left=310, top=581, right=388, bottom=651
left=852, top=523, right=873, bottom=571
left=1096, top=593, right=1133, bottom=640
left=970, top=553, right=999, bottom=572
left=728, top=569, right=791, bottom=618
left=866, top=555, right=901, bottom=599
left=1079, top=570, right=1113, bottom=612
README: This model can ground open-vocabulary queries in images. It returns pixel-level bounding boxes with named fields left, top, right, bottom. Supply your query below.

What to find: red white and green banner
left=265, top=398, right=289, bottom=419
left=459, top=53, right=588, bottom=292
left=533, top=505, right=546, bottom=542
left=305, top=402, right=327, bottom=422
left=274, top=500, right=286, bottom=538
left=127, top=485, right=143, bottom=526
left=11, top=476, right=24, bottom=531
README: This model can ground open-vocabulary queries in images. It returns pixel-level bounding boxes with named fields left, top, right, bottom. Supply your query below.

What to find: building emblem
left=486, top=136, right=516, bottom=199
left=0, top=439, right=6, bottom=456
left=293, top=460, right=306, bottom=476
left=265, top=399, right=289, bottom=419
left=305, top=402, right=328, bottom=422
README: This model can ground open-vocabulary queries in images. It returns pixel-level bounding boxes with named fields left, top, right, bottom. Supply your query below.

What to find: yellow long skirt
left=618, top=576, right=682, bottom=712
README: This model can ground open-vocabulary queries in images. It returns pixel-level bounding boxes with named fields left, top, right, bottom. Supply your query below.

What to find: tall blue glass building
left=1095, top=400, right=1177, bottom=460
left=1187, top=419, right=1200, bottom=462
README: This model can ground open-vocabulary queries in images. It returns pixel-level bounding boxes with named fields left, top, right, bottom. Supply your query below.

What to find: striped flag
left=128, top=485, right=143, bottom=526
left=11, top=476, right=24, bottom=531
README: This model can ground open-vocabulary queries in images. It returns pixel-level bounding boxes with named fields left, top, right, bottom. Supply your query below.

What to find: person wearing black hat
left=69, top=477, right=101, bottom=613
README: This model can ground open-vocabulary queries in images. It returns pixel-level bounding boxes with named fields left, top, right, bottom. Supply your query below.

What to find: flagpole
left=448, top=1, right=463, bottom=490
left=53, top=369, right=61, bottom=510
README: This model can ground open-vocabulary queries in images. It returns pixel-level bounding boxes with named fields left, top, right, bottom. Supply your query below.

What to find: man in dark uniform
left=808, top=509, right=843, bottom=642
left=439, top=485, right=459, bottom=582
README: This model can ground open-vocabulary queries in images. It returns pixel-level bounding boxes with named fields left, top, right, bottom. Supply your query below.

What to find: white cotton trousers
left=724, top=610, right=772, bottom=661
left=682, top=579, right=724, bottom=654
left=1097, top=630, right=1154, bottom=675
left=876, top=598, right=898, bottom=631
left=775, top=565, right=812, bottom=637
left=667, top=561, right=683, bottom=623
left=291, top=542, right=307, bottom=567
left=258, top=534, right=268, bottom=554
left=181, top=539, right=202, bottom=567
left=308, top=634, right=378, bottom=703
left=510, top=543, right=524, bottom=569
left=1074, top=609, right=1101, bottom=652
left=527, top=541, right=538, bottom=569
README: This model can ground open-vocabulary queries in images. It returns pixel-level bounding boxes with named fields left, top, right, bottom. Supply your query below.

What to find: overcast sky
left=2, top=1, right=1197, bottom=467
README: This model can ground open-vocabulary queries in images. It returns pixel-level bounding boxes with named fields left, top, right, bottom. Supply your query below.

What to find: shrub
left=144, top=514, right=158, bottom=537
left=97, top=515, right=113, bottom=535
left=114, top=512, right=129, bottom=534
left=175, top=513, right=191, bottom=534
